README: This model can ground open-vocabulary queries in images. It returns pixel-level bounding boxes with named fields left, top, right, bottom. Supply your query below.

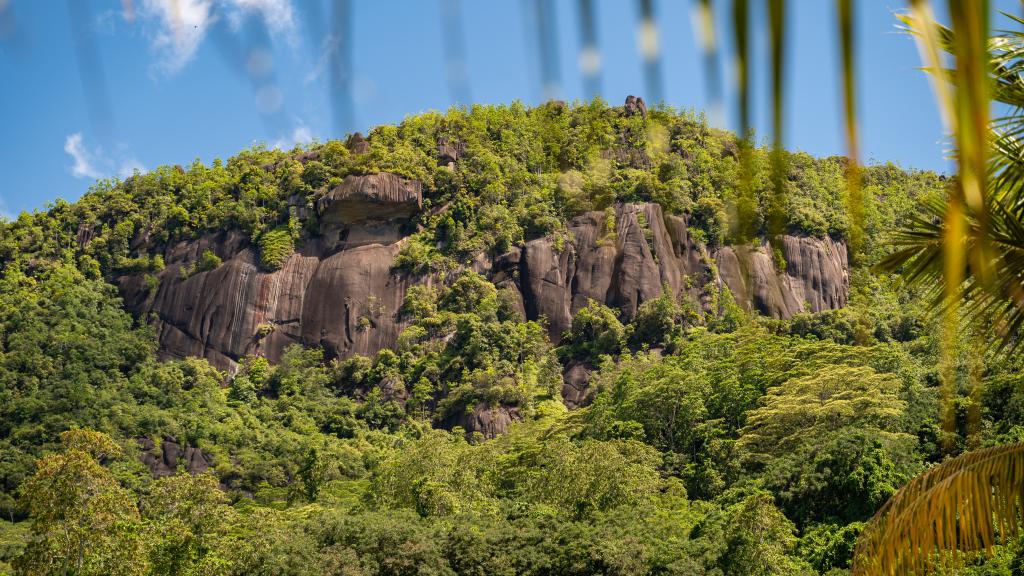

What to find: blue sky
left=0, top=0, right=1016, bottom=218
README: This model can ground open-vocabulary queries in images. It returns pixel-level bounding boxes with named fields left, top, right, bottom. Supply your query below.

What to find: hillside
left=4, top=98, right=1021, bottom=575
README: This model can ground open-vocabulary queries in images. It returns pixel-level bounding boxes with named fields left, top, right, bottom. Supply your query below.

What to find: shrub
left=180, top=249, right=222, bottom=279
left=258, top=227, right=293, bottom=271
left=198, top=249, right=222, bottom=272
left=564, top=299, right=625, bottom=361
left=627, top=290, right=683, bottom=350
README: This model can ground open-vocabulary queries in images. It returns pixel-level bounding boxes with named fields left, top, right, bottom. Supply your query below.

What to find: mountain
left=7, top=97, right=1011, bottom=576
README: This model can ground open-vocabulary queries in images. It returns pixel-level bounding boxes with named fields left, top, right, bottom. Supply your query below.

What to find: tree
left=582, top=352, right=724, bottom=497
left=562, top=299, right=624, bottom=361
left=715, top=490, right=812, bottom=576
left=14, top=430, right=147, bottom=576
left=296, top=445, right=327, bottom=503
left=763, top=428, right=915, bottom=526
left=626, top=291, right=684, bottom=351
left=737, top=364, right=911, bottom=466
left=141, top=473, right=233, bottom=576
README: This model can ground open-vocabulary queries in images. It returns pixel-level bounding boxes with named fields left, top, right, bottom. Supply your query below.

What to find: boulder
left=457, top=403, right=522, bottom=439
left=624, top=94, right=648, bottom=117
left=436, top=137, right=464, bottom=166
left=138, top=436, right=213, bottom=478
left=562, top=360, right=596, bottom=408
left=345, top=132, right=370, bottom=154
left=317, top=173, right=422, bottom=225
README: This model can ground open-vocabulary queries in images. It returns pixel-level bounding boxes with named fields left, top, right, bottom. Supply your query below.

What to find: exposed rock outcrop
left=562, top=360, right=596, bottom=409
left=115, top=172, right=849, bottom=400
left=118, top=173, right=426, bottom=373
left=512, top=202, right=847, bottom=340
left=317, top=173, right=422, bottom=225
left=715, top=235, right=848, bottom=317
left=437, top=137, right=464, bottom=167
left=624, top=95, right=648, bottom=117
left=455, top=403, right=522, bottom=439
left=345, top=132, right=370, bottom=154
left=138, top=436, right=213, bottom=478
left=518, top=203, right=713, bottom=340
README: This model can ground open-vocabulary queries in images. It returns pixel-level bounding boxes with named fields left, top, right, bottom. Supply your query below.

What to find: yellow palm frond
left=852, top=442, right=1024, bottom=576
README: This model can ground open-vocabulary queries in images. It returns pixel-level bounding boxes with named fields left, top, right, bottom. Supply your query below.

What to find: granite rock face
left=514, top=203, right=848, bottom=340
left=117, top=173, right=426, bottom=373
left=562, top=360, right=597, bottom=409
left=518, top=203, right=713, bottom=340
left=715, top=235, right=848, bottom=318
left=116, top=173, right=849, bottom=390
left=317, top=173, right=422, bottom=226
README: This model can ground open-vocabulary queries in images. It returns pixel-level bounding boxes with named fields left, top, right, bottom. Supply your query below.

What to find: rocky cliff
left=116, top=171, right=849, bottom=379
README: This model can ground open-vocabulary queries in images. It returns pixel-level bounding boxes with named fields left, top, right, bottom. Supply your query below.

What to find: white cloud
left=64, top=133, right=147, bottom=180
left=64, top=133, right=104, bottom=179
left=227, top=0, right=295, bottom=38
left=142, top=0, right=216, bottom=73
left=140, top=0, right=215, bottom=74
left=140, top=0, right=296, bottom=74
left=118, top=159, right=148, bottom=178
left=272, top=123, right=313, bottom=150
left=304, top=34, right=339, bottom=84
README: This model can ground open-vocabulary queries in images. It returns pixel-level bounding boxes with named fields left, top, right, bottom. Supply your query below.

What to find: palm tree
left=852, top=5, right=1024, bottom=576
left=879, top=9, right=1024, bottom=356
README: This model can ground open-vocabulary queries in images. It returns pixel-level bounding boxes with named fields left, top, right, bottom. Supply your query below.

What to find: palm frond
left=767, top=0, right=787, bottom=239
left=838, top=0, right=863, bottom=262
left=731, top=0, right=756, bottom=243
left=877, top=191, right=1024, bottom=356
left=881, top=6, right=1024, bottom=357
left=852, top=442, right=1024, bottom=576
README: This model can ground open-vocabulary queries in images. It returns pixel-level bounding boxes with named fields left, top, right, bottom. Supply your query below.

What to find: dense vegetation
left=1, top=99, right=1019, bottom=575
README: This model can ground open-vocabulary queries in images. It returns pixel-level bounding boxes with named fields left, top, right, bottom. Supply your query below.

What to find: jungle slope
left=4, top=98, right=1023, bottom=575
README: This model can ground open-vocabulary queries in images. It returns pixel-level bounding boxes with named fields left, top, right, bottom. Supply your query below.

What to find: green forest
left=0, top=98, right=1020, bottom=576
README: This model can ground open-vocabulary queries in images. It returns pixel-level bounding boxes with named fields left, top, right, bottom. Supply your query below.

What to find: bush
left=627, top=290, right=683, bottom=350
left=563, top=299, right=625, bottom=361
left=258, top=227, right=293, bottom=271
left=197, top=249, right=222, bottom=272
left=180, top=249, right=222, bottom=279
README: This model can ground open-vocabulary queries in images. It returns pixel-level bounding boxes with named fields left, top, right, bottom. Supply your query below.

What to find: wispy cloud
left=304, top=34, right=338, bottom=84
left=227, top=0, right=295, bottom=37
left=64, top=133, right=146, bottom=180
left=272, top=122, right=313, bottom=150
left=140, top=0, right=216, bottom=74
left=64, top=133, right=104, bottom=179
left=140, top=0, right=296, bottom=74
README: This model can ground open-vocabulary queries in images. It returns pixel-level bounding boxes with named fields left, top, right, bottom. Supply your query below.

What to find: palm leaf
left=838, top=0, right=863, bottom=262
left=731, top=0, right=756, bottom=243
left=767, top=0, right=787, bottom=239
left=852, top=442, right=1024, bottom=576
left=882, top=6, right=1024, bottom=359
